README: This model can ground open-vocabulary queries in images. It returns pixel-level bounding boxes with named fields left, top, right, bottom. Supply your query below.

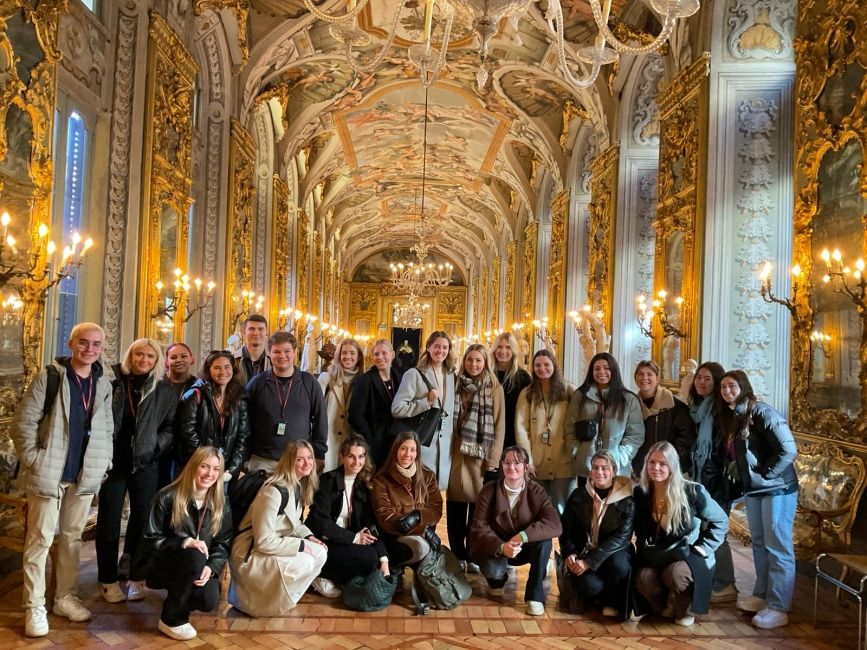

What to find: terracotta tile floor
left=0, top=533, right=859, bottom=649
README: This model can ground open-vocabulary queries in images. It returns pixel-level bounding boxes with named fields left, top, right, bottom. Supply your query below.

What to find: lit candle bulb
left=832, top=249, right=842, bottom=263
left=47, top=240, right=56, bottom=256
left=0, top=211, right=9, bottom=239
left=37, top=223, right=48, bottom=239
left=207, top=281, right=215, bottom=292
left=6, top=235, right=17, bottom=255
left=81, top=237, right=93, bottom=255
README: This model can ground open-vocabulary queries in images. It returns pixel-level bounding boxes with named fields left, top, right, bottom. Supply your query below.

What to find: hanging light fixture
left=304, top=0, right=699, bottom=89
left=393, top=292, right=431, bottom=328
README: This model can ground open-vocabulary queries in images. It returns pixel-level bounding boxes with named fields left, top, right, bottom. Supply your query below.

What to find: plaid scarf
left=457, top=375, right=496, bottom=460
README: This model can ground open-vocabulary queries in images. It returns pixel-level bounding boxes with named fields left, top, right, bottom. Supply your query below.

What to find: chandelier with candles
left=304, top=0, right=699, bottom=89
left=393, top=291, right=431, bottom=328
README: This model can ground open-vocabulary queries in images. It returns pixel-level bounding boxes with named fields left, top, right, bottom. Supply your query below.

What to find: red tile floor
left=0, top=529, right=859, bottom=649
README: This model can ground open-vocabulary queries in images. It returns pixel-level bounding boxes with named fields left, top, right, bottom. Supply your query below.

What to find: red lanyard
left=73, top=373, right=95, bottom=420
left=270, top=375, right=295, bottom=418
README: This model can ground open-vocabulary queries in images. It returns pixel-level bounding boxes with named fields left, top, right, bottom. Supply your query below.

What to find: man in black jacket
left=246, top=331, right=326, bottom=473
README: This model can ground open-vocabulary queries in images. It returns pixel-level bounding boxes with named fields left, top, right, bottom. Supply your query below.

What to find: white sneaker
left=466, top=562, right=481, bottom=574
left=311, top=576, right=342, bottom=598
left=628, top=611, right=645, bottom=623
left=737, top=595, right=767, bottom=613
left=127, top=580, right=146, bottom=601
left=711, top=584, right=739, bottom=603
left=526, top=600, right=545, bottom=616
left=101, top=582, right=126, bottom=603
left=158, top=619, right=197, bottom=641
left=675, top=613, right=695, bottom=627
left=602, top=606, right=619, bottom=618
left=24, top=606, right=49, bottom=637
left=752, top=608, right=788, bottom=629
left=53, top=594, right=92, bottom=622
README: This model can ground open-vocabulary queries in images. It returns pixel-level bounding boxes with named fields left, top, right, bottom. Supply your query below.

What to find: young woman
left=448, top=344, right=505, bottom=570
left=371, top=431, right=443, bottom=567
left=632, top=441, right=728, bottom=627
left=228, top=440, right=327, bottom=616
left=632, top=360, right=696, bottom=476
left=560, top=450, right=634, bottom=619
left=319, top=338, right=364, bottom=472
left=137, top=447, right=232, bottom=641
left=469, top=446, right=562, bottom=617
left=97, top=338, right=177, bottom=604
left=348, top=339, right=403, bottom=469
left=306, top=435, right=389, bottom=598
left=391, top=331, right=457, bottom=489
left=175, top=350, right=250, bottom=484
left=491, top=332, right=531, bottom=449
left=564, top=352, right=645, bottom=480
left=712, top=370, right=798, bottom=629
left=515, top=349, right=576, bottom=512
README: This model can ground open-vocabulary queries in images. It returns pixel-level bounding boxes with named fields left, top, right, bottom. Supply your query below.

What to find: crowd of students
left=12, top=318, right=799, bottom=639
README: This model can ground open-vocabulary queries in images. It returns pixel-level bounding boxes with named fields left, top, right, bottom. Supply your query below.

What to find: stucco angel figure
left=300, top=322, right=319, bottom=374
left=678, top=358, right=697, bottom=402
left=577, top=311, right=611, bottom=368
left=227, top=334, right=243, bottom=358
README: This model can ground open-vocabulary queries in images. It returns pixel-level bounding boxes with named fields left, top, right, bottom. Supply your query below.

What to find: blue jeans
left=712, top=501, right=735, bottom=591
left=538, top=478, right=575, bottom=514
left=744, top=490, right=797, bottom=611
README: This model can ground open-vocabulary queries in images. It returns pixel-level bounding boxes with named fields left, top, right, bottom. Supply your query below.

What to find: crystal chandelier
left=393, top=292, right=431, bottom=328
left=304, top=0, right=700, bottom=89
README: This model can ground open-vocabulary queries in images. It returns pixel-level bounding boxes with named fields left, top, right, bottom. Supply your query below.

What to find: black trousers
left=480, top=539, right=552, bottom=602
left=446, top=500, right=475, bottom=562
left=320, top=541, right=382, bottom=584
left=570, top=547, right=632, bottom=609
left=96, top=464, right=159, bottom=583
left=146, top=547, right=220, bottom=626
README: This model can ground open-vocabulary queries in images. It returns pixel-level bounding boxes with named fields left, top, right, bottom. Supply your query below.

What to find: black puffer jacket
left=559, top=476, right=634, bottom=571
left=174, top=379, right=250, bottom=477
left=136, top=484, right=233, bottom=578
left=632, top=388, right=696, bottom=476
left=111, top=364, right=177, bottom=472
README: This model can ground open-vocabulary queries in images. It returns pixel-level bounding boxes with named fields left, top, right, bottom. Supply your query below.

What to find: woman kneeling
left=469, top=445, right=562, bottom=616
left=306, top=435, right=389, bottom=598
left=138, top=447, right=232, bottom=641
left=229, top=441, right=327, bottom=616
left=633, top=441, right=728, bottom=626
left=560, top=450, right=634, bottom=618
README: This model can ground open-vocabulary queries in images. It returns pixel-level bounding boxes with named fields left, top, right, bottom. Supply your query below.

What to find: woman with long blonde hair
left=228, top=440, right=327, bottom=616
left=491, top=332, right=531, bottom=448
left=137, top=447, right=232, bottom=641
left=319, top=338, right=364, bottom=471
left=632, top=441, right=727, bottom=627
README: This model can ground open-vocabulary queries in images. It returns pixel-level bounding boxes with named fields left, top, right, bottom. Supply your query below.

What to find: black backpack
left=228, top=469, right=290, bottom=532
left=14, top=365, right=61, bottom=479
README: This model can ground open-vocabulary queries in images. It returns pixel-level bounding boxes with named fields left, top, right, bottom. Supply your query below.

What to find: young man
left=12, top=322, right=114, bottom=637
left=245, top=331, right=326, bottom=473
left=235, top=314, right=271, bottom=386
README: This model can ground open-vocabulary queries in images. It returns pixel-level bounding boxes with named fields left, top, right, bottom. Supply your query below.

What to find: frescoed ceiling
left=243, top=0, right=654, bottom=278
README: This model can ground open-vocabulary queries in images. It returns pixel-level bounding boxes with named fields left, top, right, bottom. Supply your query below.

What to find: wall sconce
left=152, top=268, right=216, bottom=323
left=569, top=303, right=611, bottom=360
left=758, top=260, right=801, bottom=317
left=230, top=289, right=266, bottom=334
left=531, top=316, right=557, bottom=355
left=810, top=329, right=831, bottom=356
left=819, top=248, right=867, bottom=310
left=651, top=289, right=686, bottom=339
left=635, top=295, right=655, bottom=338
left=278, top=306, right=304, bottom=332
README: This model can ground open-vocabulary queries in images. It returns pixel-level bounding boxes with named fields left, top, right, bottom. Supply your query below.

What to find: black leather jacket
left=137, top=484, right=233, bottom=577
left=174, top=379, right=250, bottom=477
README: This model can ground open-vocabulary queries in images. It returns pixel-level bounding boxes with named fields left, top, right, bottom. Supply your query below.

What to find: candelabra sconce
left=758, top=261, right=801, bottom=317
left=810, top=329, right=831, bottom=356
left=651, top=290, right=687, bottom=339
left=151, top=268, right=216, bottom=324
left=230, top=289, right=266, bottom=334
left=569, top=304, right=611, bottom=363
left=819, top=248, right=867, bottom=310
left=531, top=317, right=557, bottom=355
left=634, top=295, right=655, bottom=339
left=1, top=292, right=23, bottom=325
left=278, top=307, right=305, bottom=332
left=809, top=329, right=835, bottom=382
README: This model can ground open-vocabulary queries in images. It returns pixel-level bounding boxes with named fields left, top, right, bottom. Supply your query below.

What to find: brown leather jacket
left=371, top=464, right=443, bottom=536
left=469, top=479, right=562, bottom=560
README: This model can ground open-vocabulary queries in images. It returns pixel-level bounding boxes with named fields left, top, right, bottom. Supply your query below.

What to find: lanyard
left=211, top=391, right=226, bottom=430
left=195, top=497, right=210, bottom=539
left=125, top=379, right=140, bottom=418
left=72, top=372, right=95, bottom=421
left=270, top=374, right=295, bottom=419
left=539, top=390, right=556, bottom=430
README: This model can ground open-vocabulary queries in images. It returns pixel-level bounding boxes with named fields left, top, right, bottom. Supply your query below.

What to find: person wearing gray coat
left=564, top=352, right=645, bottom=479
left=12, top=322, right=114, bottom=638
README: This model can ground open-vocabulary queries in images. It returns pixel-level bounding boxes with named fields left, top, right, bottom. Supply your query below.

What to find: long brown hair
left=714, top=369, right=757, bottom=444
left=417, top=330, right=458, bottom=372
left=527, top=349, right=569, bottom=404
left=265, top=440, right=319, bottom=508
left=169, top=446, right=225, bottom=535
left=199, top=350, right=245, bottom=412
left=340, top=434, right=375, bottom=486
left=379, top=431, right=428, bottom=507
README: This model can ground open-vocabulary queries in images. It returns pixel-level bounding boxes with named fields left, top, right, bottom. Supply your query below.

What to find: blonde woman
left=391, top=330, right=458, bottom=489
left=138, top=447, right=232, bottom=641
left=319, top=338, right=364, bottom=471
left=228, top=440, right=327, bottom=616
left=448, top=343, right=505, bottom=569
left=97, top=338, right=177, bottom=604
left=632, top=441, right=727, bottom=626
left=515, top=349, right=576, bottom=512
left=491, top=332, right=531, bottom=448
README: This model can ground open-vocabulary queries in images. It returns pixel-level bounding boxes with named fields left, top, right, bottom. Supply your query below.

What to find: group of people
left=12, top=317, right=799, bottom=640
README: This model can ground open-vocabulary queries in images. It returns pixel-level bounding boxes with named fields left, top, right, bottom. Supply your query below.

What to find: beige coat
left=318, top=372, right=355, bottom=471
left=447, top=383, right=505, bottom=502
left=228, top=483, right=318, bottom=616
left=514, top=383, right=576, bottom=481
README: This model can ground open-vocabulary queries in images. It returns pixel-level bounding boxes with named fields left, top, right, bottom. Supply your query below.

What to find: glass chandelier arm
left=303, top=0, right=370, bottom=24
left=346, top=1, right=405, bottom=75
left=420, top=4, right=455, bottom=88
left=588, top=0, right=678, bottom=55
left=545, top=0, right=607, bottom=88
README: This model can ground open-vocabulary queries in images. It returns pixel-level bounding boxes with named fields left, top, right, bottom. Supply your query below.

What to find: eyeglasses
left=74, top=339, right=103, bottom=350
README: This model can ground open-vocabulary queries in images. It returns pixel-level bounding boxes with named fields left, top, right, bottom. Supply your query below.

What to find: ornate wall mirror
left=657, top=230, right=685, bottom=382
left=587, top=144, right=619, bottom=329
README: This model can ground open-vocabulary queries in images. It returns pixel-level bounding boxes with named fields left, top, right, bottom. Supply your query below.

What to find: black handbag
left=574, top=417, right=599, bottom=442
left=391, top=369, right=443, bottom=447
left=342, top=570, right=398, bottom=611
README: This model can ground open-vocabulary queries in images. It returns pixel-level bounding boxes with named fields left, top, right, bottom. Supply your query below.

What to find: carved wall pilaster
left=311, top=230, right=322, bottom=318
left=490, top=255, right=500, bottom=330
left=225, top=118, right=255, bottom=334
left=295, top=210, right=309, bottom=319
left=587, top=145, right=619, bottom=329
left=547, top=190, right=569, bottom=352
left=521, top=222, right=538, bottom=328
left=504, top=240, right=517, bottom=324
left=270, top=174, right=289, bottom=327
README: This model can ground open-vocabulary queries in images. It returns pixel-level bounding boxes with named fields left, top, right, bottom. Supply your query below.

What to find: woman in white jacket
left=391, top=331, right=457, bottom=489
left=228, top=441, right=327, bottom=616
left=318, top=338, right=363, bottom=471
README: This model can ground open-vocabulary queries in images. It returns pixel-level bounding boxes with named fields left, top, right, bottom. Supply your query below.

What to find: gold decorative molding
left=139, top=11, right=197, bottom=341
left=490, top=255, right=501, bottom=331
left=560, top=100, right=588, bottom=151
left=436, top=286, right=467, bottom=336
left=548, top=190, right=570, bottom=353
left=521, top=221, right=538, bottom=333
left=587, top=144, right=619, bottom=330
left=311, top=230, right=322, bottom=318
left=324, top=250, right=334, bottom=324
left=225, top=118, right=256, bottom=335
left=295, top=210, right=309, bottom=315
left=471, top=268, right=480, bottom=334
left=504, top=240, right=516, bottom=324
left=652, top=52, right=710, bottom=379
left=270, top=175, right=290, bottom=327
left=194, top=0, right=249, bottom=65
left=789, top=1, right=867, bottom=441
left=480, top=266, right=489, bottom=335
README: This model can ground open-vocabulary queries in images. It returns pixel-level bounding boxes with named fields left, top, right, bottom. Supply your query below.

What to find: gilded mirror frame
left=790, top=1, right=867, bottom=441
left=137, top=11, right=197, bottom=341
left=651, top=53, right=710, bottom=385
left=587, top=143, right=619, bottom=331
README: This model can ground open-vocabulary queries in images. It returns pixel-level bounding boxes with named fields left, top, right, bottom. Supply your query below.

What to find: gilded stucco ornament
left=587, top=144, right=619, bottom=329
left=226, top=118, right=256, bottom=334
left=504, top=239, right=516, bottom=323
left=271, top=175, right=290, bottom=326
left=547, top=190, right=569, bottom=353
